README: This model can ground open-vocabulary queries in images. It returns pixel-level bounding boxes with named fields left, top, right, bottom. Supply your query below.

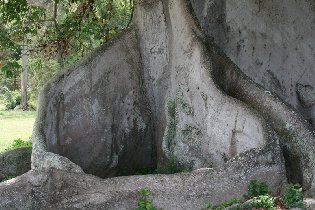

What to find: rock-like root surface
left=1, top=139, right=285, bottom=209
left=209, top=41, right=315, bottom=196
left=134, top=0, right=267, bottom=169
left=0, top=0, right=314, bottom=208
left=33, top=29, right=155, bottom=178
left=0, top=148, right=31, bottom=181
left=33, top=0, right=271, bottom=177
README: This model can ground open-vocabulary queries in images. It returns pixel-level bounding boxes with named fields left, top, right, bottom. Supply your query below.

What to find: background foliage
left=0, top=0, right=133, bottom=110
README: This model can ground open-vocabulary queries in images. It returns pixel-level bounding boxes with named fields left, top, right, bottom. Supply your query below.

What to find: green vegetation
left=156, top=159, right=186, bottom=174
left=205, top=199, right=243, bottom=210
left=1, top=176, right=16, bottom=182
left=250, top=195, right=275, bottom=210
left=136, top=188, right=156, bottom=210
left=226, top=195, right=275, bottom=210
left=0, top=175, right=16, bottom=183
left=0, top=89, right=20, bottom=110
left=204, top=181, right=304, bottom=210
left=247, top=180, right=269, bottom=198
left=204, top=198, right=241, bottom=210
left=284, top=184, right=304, bottom=209
left=215, top=198, right=241, bottom=210
left=0, top=111, right=35, bottom=152
left=204, top=202, right=213, bottom=210
left=1, top=0, right=133, bottom=111
left=4, top=138, right=32, bottom=152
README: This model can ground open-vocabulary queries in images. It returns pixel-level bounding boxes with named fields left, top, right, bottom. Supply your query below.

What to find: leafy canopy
left=0, top=0, right=133, bottom=102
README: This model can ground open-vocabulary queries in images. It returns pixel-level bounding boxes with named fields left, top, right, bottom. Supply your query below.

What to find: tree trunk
left=190, top=0, right=315, bottom=127
left=30, top=0, right=315, bottom=192
left=1, top=0, right=315, bottom=208
left=21, top=44, right=28, bottom=110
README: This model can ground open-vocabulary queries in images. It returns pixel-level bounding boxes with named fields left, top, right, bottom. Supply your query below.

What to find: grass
left=0, top=111, right=36, bottom=153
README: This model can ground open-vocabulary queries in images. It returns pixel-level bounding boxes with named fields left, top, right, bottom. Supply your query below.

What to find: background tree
left=0, top=0, right=133, bottom=110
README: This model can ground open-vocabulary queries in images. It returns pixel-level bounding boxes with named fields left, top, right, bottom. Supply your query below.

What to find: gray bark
left=21, top=44, right=28, bottom=110
left=190, top=0, right=315, bottom=128
left=1, top=0, right=315, bottom=208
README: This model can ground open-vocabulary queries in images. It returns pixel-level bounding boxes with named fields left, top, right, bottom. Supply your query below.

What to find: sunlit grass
left=0, top=111, right=36, bottom=153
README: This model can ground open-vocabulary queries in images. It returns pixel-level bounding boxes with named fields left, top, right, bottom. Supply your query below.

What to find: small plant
left=156, top=159, right=184, bottom=174
left=207, top=182, right=305, bottom=210
left=136, top=188, right=156, bottom=210
left=283, top=184, right=304, bottom=209
left=247, top=180, right=269, bottom=198
left=227, top=203, right=252, bottom=210
left=204, top=202, right=213, bottom=209
left=5, top=138, right=32, bottom=152
left=250, top=195, right=275, bottom=210
left=1, top=176, right=16, bottom=182
left=204, top=198, right=240, bottom=210
left=164, top=158, right=180, bottom=174
left=216, top=198, right=241, bottom=210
